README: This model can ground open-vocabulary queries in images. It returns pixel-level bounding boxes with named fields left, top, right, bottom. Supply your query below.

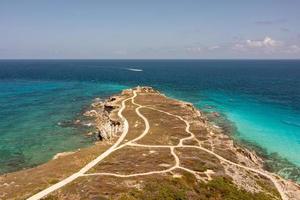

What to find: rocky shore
left=1, top=86, right=299, bottom=200
left=82, top=95, right=123, bottom=141
left=79, top=86, right=300, bottom=199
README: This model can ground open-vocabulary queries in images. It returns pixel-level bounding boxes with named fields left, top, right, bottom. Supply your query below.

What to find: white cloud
left=208, top=45, right=220, bottom=50
left=246, top=36, right=279, bottom=48
left=284, top=45, right=300, bottom=54
left=165, top=36, right=300, bottom=58
left=231, top=36, right=300, bottom=56
left=232, top=43, right=246, bottom=51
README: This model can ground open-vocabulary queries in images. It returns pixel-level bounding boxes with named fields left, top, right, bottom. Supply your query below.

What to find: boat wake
left=126, top=68, right=143, bottom=72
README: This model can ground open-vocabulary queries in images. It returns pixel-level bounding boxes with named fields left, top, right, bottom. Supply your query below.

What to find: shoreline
left=1, top=86, right=299, bottom=199
left=0, top=92, right=122, bottom=176
left=1, top=88, right=299, bottom=184
left=236, top=136, right=300, bottom=184
left=1, top=87, right=299, bottom=182
left=203, top=108, right=300, bottom=184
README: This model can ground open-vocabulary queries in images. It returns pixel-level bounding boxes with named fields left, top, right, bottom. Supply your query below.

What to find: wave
left=126, top=68, right=143, bottom=72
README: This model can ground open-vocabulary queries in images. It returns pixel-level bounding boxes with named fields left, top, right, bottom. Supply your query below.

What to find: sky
left=1, top=0, right=300, bottom=59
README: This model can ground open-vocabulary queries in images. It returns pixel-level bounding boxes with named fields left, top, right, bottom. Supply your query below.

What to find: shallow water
left=0, top=79, right=128, bottom=173
left=0, top=60, right=299, bottom=182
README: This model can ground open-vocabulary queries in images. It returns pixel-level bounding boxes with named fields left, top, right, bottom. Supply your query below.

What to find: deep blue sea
left=0, top=60, right=299, bottom=182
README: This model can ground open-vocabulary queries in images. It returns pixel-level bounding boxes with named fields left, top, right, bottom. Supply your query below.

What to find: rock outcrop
left=84, top=95, right=123, bottom=141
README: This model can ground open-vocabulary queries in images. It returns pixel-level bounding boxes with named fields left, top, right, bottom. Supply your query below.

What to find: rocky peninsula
left=0, top=87, right=299, bottom=200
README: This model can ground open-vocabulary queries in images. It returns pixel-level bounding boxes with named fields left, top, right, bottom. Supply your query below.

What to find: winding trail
left=27, top=89, right=288, bottom=200
left=27, top=92, right=136, bottom=200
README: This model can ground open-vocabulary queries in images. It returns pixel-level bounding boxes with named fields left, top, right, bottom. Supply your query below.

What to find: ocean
left=0, top=60, right=299, bottom=182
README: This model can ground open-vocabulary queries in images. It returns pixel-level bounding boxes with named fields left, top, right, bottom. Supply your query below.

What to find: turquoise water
left=0, top=60, right=299, bottom=182
left=160, top=89, right=300, bottom=182
left=195, top=91, right=300, bottom=180
left=204, top=92, right=300, bottom=165
left=0, top=79, right=127, bottom=173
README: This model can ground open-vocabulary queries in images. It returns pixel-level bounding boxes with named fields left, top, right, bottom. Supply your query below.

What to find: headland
left=1, top=87, right=299, bottom=200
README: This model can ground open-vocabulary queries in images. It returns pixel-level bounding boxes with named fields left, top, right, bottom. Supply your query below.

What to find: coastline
left=155, top=89, right=300, bottom=184
left=202, top=107, right=300, bottom=184
left=1, top=86, right=299, bottom=199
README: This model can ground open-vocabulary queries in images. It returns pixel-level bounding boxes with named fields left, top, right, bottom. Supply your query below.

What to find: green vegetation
left=118, top=180, right=188, bottom=200
left=255, top=176, right=280, bottom=198
left=117, top=177, right=278, bottom=200
left=195, top=177, right=278, bottom=200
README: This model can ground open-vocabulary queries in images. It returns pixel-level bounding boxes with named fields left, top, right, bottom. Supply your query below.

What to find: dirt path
left=27, top=90, right=288, bottom=200
left=27, top=91, right=136, bottom=200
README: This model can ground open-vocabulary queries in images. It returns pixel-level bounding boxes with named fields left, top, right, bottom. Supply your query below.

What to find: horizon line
left=1, top=58, right=300, bottom=61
